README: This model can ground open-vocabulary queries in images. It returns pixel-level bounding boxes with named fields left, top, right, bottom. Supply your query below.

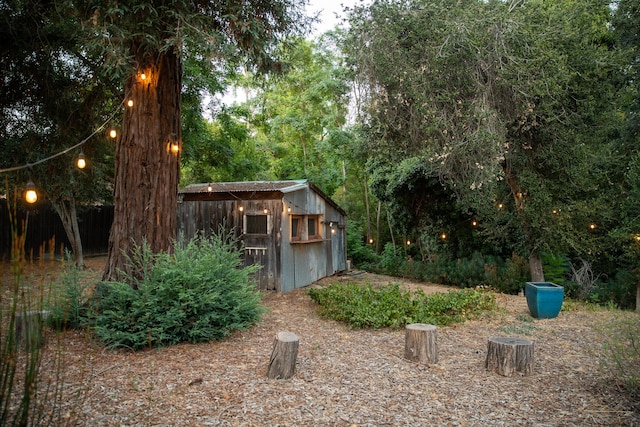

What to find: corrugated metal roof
left=180, top=180, right=308, bottom=194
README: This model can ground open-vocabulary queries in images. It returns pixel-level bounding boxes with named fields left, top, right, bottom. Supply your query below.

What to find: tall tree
left=345, top=0, right=621, bottom=280
left=77, top=0, right=311, bottom=281
left=612, top=0, right=640, bottom=309
left=0, top=0, right=116, bottom=266
left=248, top=37, right=351, bottom=195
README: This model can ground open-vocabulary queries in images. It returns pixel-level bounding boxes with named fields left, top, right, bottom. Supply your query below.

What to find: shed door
left=241, top=211, right=279, bottom=291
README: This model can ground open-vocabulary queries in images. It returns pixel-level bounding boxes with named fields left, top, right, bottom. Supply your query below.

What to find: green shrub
left=91, top=233, right=265, bottom=350
left=599, top=313, right=640, bottom=393
left=542, top=253, right=571, bottom=286
left=47, top=255, right=94, bottom=330
left=307, top=281, right=495, bottom=329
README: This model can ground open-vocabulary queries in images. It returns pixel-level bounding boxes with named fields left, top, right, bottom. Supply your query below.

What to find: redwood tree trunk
left=103, top=47, right=182, bottom=282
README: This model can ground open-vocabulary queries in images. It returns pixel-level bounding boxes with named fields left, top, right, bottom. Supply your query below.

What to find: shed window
left=290, top=214, right=322, bottom=242
left=245, top=214, right=268, bottom=234
left=307, top=217, right=319, bottom=239
left=291, top=216, right=301, bottom=241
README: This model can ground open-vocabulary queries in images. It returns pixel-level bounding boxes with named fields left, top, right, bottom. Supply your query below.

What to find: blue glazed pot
left=525, top=282, right=564, bottom=319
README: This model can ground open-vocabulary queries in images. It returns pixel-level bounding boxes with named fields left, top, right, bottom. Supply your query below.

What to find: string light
left=239, top=206, right=244, bottom=212
left=25, top=180, right=37, bottom=204
left=441, top=233, right=447, bottom=240
left=140, top=73, right=147, bottom=80
left=589, top=223, right=597, bottom=230
left=171, top=141, right=180, bottom=154
left=406, top=240, right=411, bottom=246
left=369, top=238, right=374, bottom=244
left=76, top=151, right=86, bottom=169
left=0, top=93, right=128, bottom=175
left=109, top=128, right=117, bottom=139
left=207, top=183, right=212, bottom=192
left=127, top=99, right=134, bottom=107
left=472, top=220, right=478, bottom=227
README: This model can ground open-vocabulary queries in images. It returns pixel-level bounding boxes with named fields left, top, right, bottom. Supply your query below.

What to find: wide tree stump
left=404, top=323, right=438, bottom=364
left=485, top=337, right=534, bottom=377
left=266, top=331, right=299, bottom=379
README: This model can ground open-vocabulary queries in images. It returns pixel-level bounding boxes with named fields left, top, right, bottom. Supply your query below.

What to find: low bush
left=47, top=255, right=94, bottom=330
left=307, top=282, right=496, bottom=329
left=599, top=313, right=640, bottom=394
left=90, top=233, right=265, bottom=350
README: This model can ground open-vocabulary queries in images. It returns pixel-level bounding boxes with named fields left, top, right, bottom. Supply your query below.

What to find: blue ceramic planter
left=525, top=282, right=564, bottom=319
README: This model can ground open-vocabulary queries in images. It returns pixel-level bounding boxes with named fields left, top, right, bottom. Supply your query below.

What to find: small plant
left=47, top=252, right=94, bottom=330
left=91, top=232, right=265, bottom=350
left=499, top=314, right=540, bottom=336
left=599, top=313, right=640, bottom=393
left=307, top=281, right=496, bottom=329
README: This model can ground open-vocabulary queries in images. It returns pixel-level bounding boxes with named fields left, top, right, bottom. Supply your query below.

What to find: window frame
left=243, top=213, right=270, bottom=235
left=290, top=214, right=323, bottom=243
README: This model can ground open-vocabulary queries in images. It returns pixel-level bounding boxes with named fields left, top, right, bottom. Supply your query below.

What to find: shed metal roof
left=180, top=180, right=307, bottom=194
left=179, top=180, right=346, bottom=216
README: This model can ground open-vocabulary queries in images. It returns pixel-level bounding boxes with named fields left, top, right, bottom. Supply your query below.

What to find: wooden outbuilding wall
left=177, top=181, right=347, bottom=292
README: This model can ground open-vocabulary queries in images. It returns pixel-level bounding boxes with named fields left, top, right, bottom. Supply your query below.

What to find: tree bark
left=404, top=323, right=438, bottom=364
left=266, top=331, right=299, bottom=379
left=636, top=283, right=639, bottom=313
left=529, top=251, right=545, bottom=282
left=51, top=197, right=84, bottom=267
left=485, top=337, right=534, bottom=377
left=103, top=46, right=182, bottom=282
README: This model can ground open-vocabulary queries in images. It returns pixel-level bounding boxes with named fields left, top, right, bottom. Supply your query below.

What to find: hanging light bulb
left=25, top=180, right=37, bottom=204
left=171, top=141, right=180, bottom=154
left=76, top=151, right=86, bottom=169
left=109, top=128, right=117, bottom=139
left=207, top=183, right=212, bottom=192
left=140, top=72, right=147, bottom=80
left=127, top=99, right=134, bottom=108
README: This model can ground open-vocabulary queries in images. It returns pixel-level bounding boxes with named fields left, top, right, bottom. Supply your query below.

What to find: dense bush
left=362, top=247, right=530, bottom=295
left=90, top=234, right=264, bottom=350
left=307, top=281, right=495, bottom=329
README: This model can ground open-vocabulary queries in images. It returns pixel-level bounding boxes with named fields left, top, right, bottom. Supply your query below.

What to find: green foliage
left=345, top=219, right=379, bottom=268
left=47, top=257, right=94, bottom=330
left=307, top=282, right=495, bottom=329
left=363, top=246, right=529, bottom=295
left=91, top=234, right=265, bottom=350
left=599, top=313, right=640, bottom=394
left=542, top=253, right=571, bottom=286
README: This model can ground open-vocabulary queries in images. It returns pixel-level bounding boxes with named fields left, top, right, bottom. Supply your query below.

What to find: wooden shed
left=177, top=180, right=347, bottom=292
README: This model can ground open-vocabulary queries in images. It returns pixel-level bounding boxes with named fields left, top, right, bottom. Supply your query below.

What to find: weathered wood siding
left=177, top=199, right=282, bottom=291
left=177, top=182, right=346, bottom=293
left=280, top=188, right=347, bottom=292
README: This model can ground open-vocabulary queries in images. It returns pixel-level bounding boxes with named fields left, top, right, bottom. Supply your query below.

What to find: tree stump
left=266, top=331, right=299, bottom=379
left=15, top=310, right=49, bottom=350
left=404, top=323, right=438, bottom=364
left=485, top=337, right=534, bottom=377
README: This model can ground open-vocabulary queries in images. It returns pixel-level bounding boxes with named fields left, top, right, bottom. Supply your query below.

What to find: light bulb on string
left=127, top=99, right=134, bottom=108
left=25, top=180, right=38, bottom=204
left=109, top=128, right=117, bottom=139
left=171, top=141, right=180, bottom=154
left=76, top=151, right=86, bottom=169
